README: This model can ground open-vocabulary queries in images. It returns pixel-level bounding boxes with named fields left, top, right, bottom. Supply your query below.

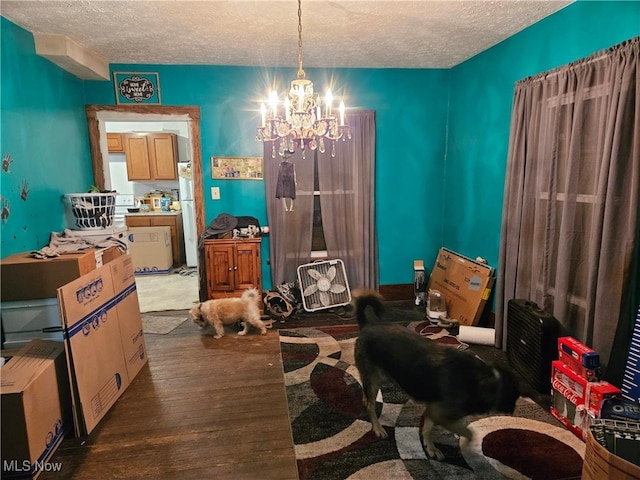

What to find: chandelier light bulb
left=260, top=103, right=266, bottom=128
left=269, top=90, right=278, bottom=117
left=325, top=89, right=333, bottom=116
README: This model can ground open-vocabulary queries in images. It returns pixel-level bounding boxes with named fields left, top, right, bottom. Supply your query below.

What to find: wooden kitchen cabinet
left=106, top=133, right=124, bottom=152
left=126, top=213, right=185, bottom=268
left=123, top=133, right=178, bottom=181
left=203, top=238, right=262, bottom=301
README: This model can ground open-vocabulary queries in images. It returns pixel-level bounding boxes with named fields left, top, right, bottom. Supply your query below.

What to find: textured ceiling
left=2, top=0, right=573, bottom=69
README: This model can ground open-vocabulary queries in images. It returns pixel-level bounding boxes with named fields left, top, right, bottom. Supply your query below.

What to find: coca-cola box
left=550, top=360, right=621, bottom=439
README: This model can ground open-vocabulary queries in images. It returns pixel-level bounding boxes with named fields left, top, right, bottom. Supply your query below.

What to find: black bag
left=235, top=216, right=260, bottom=230
left=263, top=282, right=303, bottom=319
left=235, top=216, right=261, bottom=237
left=264, top=291, right=294, bottom=319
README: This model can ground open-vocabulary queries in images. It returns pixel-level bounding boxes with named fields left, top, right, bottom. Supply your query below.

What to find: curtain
left=318, top=110, right=378, bottom=290
left=264, top=110, right=378, bottom=290
left=496, top=37, right=640, bottom=378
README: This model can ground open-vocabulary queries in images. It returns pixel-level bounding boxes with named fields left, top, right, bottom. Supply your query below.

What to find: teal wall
left=84, top=67, right=450, bottom=289
left=1, top=17, right=94, bottom=255
left=2, top=1, right=639, bottom=294
left=444, top=0, right=640, bottom=269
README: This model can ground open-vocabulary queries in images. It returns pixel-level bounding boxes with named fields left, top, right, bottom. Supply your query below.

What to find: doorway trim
left=85, top=105, right=204, bottom=240
left=86, top=104, right=208, bottom=301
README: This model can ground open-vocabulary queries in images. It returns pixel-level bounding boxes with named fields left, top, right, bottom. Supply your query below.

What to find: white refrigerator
left=178, top=162, right=198, bottom=267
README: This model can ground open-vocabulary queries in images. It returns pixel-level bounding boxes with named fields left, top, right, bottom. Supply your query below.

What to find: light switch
left=211, top=187, right=220, bottom=200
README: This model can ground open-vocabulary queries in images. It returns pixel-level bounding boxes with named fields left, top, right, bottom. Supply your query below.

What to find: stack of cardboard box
left=1, top=254, right=147, bottom=479
left=0, top=247, right=122, bottom=348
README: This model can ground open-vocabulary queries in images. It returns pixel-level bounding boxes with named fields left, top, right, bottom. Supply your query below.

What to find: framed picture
left=114, top=72, right=161, bottom=105
left=211, top=156, right=263, bottom=180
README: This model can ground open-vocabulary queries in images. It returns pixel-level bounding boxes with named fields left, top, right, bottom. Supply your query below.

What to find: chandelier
left=256, top=0, right=351, bottom=158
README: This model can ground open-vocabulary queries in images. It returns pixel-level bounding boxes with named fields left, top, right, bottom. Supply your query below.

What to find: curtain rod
left=517, top=35, right=639, bottom=86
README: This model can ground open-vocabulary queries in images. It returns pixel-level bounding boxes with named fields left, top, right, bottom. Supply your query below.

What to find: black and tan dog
left=353, top=289, right=520, bottom=460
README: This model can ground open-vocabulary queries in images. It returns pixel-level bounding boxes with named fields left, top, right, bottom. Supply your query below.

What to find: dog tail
left=352, top=289, right=385, bottom=329
left=241, top=288, right=258, bottom=301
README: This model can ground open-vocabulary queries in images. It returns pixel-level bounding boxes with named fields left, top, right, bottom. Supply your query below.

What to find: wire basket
left=65, top=192, right=116, bottom=230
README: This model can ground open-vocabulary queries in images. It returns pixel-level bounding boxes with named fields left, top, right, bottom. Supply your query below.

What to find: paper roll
left=458, top=325, right=496, bottom=346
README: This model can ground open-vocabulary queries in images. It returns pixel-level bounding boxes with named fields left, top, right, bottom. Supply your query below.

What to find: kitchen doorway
left=86, top=105, right=205, bottom=311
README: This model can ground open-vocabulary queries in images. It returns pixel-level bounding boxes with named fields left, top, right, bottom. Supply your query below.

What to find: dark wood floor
left=41, top=312, right=298, bottom=480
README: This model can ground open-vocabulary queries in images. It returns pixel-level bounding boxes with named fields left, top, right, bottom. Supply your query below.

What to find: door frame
left=85, top=104, right=205, bottom=241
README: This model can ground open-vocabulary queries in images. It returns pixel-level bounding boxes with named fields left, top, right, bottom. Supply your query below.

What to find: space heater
left=297, top=259, right=351, bottom=312
left=506, top=299, right=559, bottom=393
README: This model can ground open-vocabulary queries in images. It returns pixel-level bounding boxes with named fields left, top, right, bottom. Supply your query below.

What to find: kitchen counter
left=125, top=211, right=182, bottom=217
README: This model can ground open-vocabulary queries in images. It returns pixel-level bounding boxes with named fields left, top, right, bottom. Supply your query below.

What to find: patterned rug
left=141, top=315, right=187, bottom=335
left=279, top=323, right=585, bottom=480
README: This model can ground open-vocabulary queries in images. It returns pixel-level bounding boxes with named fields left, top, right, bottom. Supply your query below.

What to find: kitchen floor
left=134, top=266, right=200, bottom=313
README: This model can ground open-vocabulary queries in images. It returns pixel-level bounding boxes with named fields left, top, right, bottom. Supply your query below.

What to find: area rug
left=135, top=272, right=199, bottom=313
left=279, top=323, right=585, bottom=480
left=141, top=315, right=187, bottom=335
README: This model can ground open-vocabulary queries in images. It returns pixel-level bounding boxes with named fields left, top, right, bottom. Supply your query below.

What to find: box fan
left=297, top=259, right=351, bottom=312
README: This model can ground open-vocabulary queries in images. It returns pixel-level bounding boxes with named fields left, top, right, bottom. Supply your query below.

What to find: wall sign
left=211, top=157, right=263, bottom=180
left=113, top=72, right=161, bottom=105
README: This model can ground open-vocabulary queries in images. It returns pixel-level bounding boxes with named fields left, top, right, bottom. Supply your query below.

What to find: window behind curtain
left=533, top=85, right=609, bottom=332
left=497, top=37, right=639, bottom=381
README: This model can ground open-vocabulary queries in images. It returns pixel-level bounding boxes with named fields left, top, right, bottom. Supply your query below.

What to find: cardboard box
left=582, top=425, right=640, bottom=480
left=551, top=360, right=621, bottom=439
left=0, top=248, right=124, bottom=349
left=1, top=298, right=63, bottom=349
left=107, top=254, right=147, bottom=382
left=57, top=254, right=147, bottom=436
left=1, top=340, right=72, bottom=479
left=559, top=336, right=600, bottom=381
left=127, top=226, right=172, bottom=275
left=426, top=247, right=495, bottom=326
left=1, top=247, right=122, bottom=302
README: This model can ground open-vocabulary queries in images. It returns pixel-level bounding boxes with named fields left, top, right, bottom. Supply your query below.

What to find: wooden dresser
left=203, top=238, right=262, bottom=301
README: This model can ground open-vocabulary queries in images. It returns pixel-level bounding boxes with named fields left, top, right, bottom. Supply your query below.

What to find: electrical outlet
left=211, top=187, right=220, bottom=200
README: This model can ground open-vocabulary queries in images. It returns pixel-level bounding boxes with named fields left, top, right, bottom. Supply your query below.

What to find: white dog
left=189, top=288, right=267, bottom=338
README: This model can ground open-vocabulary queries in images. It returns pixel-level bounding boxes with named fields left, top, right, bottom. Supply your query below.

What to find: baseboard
left=379, top=284, right=414, bottom=301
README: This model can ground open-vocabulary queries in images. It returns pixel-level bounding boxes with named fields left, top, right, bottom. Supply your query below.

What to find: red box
left=558, top=336, right=600, bottom=381
left=550, top=360, right=621, bottom=439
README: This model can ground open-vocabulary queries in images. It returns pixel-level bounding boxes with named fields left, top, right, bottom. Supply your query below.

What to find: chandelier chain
left=297, top=0, right=305, bottom=79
